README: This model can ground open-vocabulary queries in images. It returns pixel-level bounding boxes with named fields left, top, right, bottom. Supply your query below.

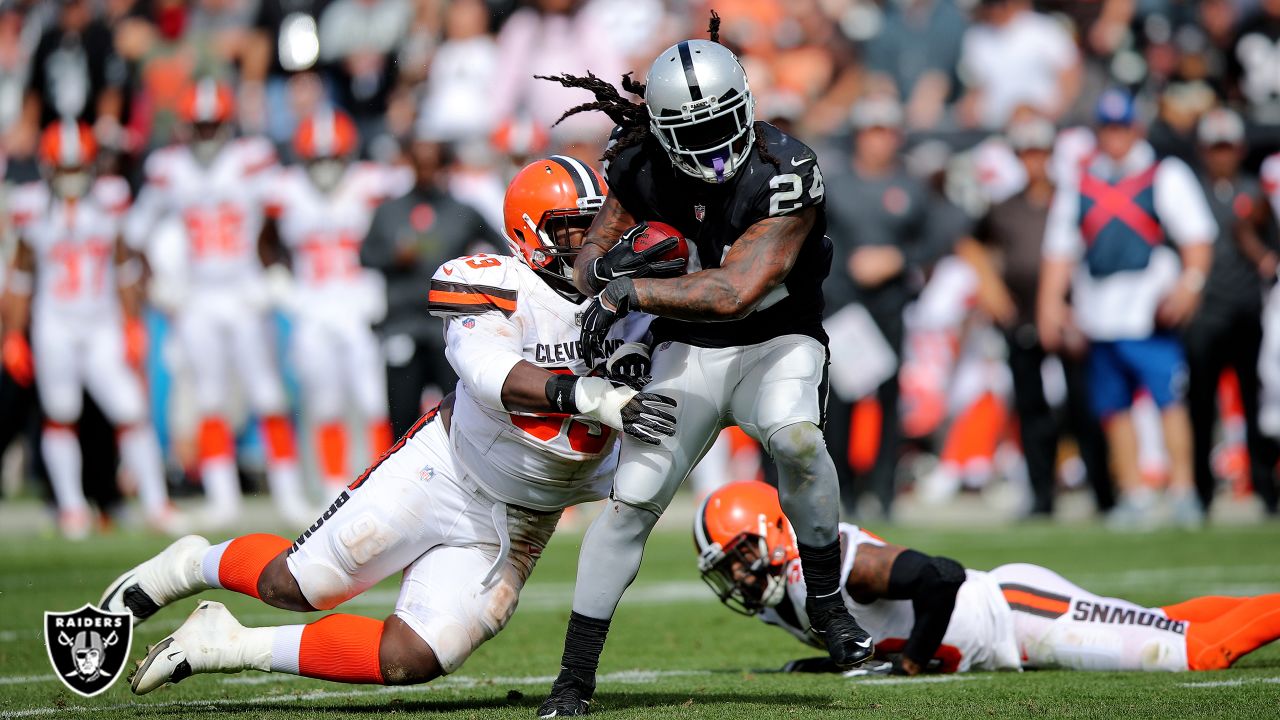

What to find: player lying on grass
left=97, top=156, right=679, bottom=694
left=697, top=481, right=1280, bottom=674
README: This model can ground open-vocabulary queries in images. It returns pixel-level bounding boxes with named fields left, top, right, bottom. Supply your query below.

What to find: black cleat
left=537, top=668, right=595, bottom=717
left=807, top=595, right=874, bottom=669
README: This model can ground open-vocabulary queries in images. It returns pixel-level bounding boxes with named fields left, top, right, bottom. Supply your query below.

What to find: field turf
left=2, top=507, right=1279, bottom=719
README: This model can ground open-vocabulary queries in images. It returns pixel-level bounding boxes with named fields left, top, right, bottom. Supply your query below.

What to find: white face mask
left=52, top=171, right=92, bottom=198
left=306, top=158, right=346, bottom=193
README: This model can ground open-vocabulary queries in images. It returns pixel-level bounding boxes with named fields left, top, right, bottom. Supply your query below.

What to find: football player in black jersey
left=535, top=16, right=873, bottom=717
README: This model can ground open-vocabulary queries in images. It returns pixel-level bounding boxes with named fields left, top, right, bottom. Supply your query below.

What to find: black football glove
left=618, top=391, right=678, bottom=445
left=580, top=278, right=636, bottom=367
left=551, top=375, right=677, bottom=446
left=586, top=222, right=688, bottom=293
left=604, top=341, right=652, bottom=390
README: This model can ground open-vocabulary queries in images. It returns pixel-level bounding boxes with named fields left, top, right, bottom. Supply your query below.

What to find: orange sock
left=1162, top=596, right=1250, bottom=623
left=297, top=614, right=385, bottom=684
left=316, top=422, right=348, bottom=483
left=1184, top=594, right=1280, bottom=670
left=207, top=534, right=292, bottom=600
left=368, top=420, right=393, bottom=460
left=198, top=417, right=234, bottom=464
left=262, top=415, right=297, bottom=465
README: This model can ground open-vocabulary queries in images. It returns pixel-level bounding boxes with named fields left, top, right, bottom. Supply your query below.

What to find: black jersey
left=605, top=122, right=832, bottom=348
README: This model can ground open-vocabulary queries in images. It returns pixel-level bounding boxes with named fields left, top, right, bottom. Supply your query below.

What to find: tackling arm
left=629, top=208, right=814, bottom=321
left=846, top=542, right=965, bottom=675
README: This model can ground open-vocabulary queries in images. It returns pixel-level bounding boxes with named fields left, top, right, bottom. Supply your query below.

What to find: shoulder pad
left=8, top=182, right=48, bottom=229
left=1262, top=153, right=1280, bottom=198
left=234, top=136, right=278, bottom=176
left=428, top=254, right=520, bottom=317
left=92, top=176, right=131, bottom=214
left=143, top=146, right=183, bottom=186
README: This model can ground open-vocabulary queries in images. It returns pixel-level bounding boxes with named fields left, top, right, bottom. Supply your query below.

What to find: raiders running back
left=605, top=122, right=831, bottom=348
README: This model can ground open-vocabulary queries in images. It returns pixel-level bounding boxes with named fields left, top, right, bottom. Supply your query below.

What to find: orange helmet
left=295, top=108, right=358, bottom=160
left=179, top=78, right=235, bottom=124
left=502, top=155, right=606, bottom=295
left=38, top=120, right=97, bottom=169
left=694, top=481, right=798, bottom=614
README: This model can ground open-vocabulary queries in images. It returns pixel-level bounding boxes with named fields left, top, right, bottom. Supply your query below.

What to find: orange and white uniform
left=128, top=136, right=306, bottom=524
left=762, top=523, right=1021, bottom=673
left=283, top=251, right=648, bottom=674
left=9, top=176, right=172, bottom=522
left=764, top=525, right=1279, bottom=672
left=265, top=161, right=409, bottom=483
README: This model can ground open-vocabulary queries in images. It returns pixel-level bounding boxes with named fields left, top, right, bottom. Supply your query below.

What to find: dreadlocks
left=536, top=9, right=780, bottom=169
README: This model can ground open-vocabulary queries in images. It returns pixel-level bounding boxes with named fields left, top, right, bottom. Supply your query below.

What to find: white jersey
left=758, top=523, right=1021, bottom=673
left=127, top=137, right=277, bottom=288
left=10, top=177, right=130, bottom=321
left=428, top=253, right=650, bottom=512
left=267, top=162, right=409, bottom=301
left=1263, top=153, right=1280, bottom=218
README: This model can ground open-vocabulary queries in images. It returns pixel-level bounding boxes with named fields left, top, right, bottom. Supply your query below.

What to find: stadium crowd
left=2, top=0, right=1280, bottom=538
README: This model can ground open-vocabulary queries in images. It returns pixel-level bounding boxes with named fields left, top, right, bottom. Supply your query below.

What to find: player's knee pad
left=290, top=510, right=400, bottom=609
left=766, top=421, right=827, bottom=471
left=288, top=557, right=354, bottom=611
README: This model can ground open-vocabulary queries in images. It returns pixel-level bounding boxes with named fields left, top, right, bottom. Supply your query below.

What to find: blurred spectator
left=244, top=0, right=329, bottom=142
left=958, top=0, right=1081, bottom=130
left=1036, top=0, right=1134, bottom=59
left=1039, top=89, right=1214, bottom=529
left=823, top=96, right=931, bottom=517
left=489, top=0, right=625, bottom=149
left=360, top=138, right=501, bottom=438
left=862, top=0, right=968, bottom=131
left=416, top=0, right=498, bottom=144
left=0, top=2, right=30, bottom=154
left=20, top=0, right=126, bottom=159
left=958, top=117, right=1113, bottom=516
left=114, top=0, right=257, bottom=153
left=318, top=0, right=410, bottom=152
left=1229, top=0, right=1280, bottom=167
left=1184, top=108, right=1279, bottom=515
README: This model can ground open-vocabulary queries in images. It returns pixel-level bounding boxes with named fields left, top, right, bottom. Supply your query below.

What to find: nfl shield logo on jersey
left=694, top=204, right=706, bottom=222
left=45, top=604, right=132, bottom=697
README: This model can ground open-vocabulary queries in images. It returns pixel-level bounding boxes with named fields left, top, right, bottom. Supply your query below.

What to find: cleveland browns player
left=536, top=17, right=872, bottom=716
left=2, top=120, right=178, bottom=538
left=126, top=78, right=308, bottom=527
left=698, top=481, right=1280, bottom=675
left=260, top=109, right=408, bottom=491
left=97, top=156, right=677, bottom=694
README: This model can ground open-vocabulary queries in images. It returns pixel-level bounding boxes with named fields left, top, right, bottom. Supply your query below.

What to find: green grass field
left=2, top=508, right=1280, bottom=719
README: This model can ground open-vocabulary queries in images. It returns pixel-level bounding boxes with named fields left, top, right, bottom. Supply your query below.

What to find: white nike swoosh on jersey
left=791, top=157, right=813, bottom=167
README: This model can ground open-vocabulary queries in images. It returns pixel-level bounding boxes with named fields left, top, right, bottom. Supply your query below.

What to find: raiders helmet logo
left=44, top=604, right=133, bottom=697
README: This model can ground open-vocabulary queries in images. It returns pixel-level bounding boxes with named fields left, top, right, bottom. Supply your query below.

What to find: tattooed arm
left=572, top=194, right=636, bottom=295
left=630, top=208, right=814, bottom=321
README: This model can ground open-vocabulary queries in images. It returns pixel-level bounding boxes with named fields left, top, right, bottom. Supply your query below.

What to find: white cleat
left=131, top=601, right=266, bottom=695
left=100, top=535, right=210, bottom=626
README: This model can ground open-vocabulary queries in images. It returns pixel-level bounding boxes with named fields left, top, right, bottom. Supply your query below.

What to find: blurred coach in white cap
left=1184, top=107, right=1280, bottom=517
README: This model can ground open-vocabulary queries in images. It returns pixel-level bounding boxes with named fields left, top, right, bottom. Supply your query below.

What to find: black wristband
left=603, top=277, right=638, bottom=313
left=545, top=374, right=580, bottom=414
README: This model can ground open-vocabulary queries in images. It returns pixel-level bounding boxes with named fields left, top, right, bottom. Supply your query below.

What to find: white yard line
left=1178, top=676, right=1280, bottom=688
left=854, top=674, right=989, bottom=686
left=0, top=676, right=54, bottom=686
left=0, top=669, right=710, bottom=718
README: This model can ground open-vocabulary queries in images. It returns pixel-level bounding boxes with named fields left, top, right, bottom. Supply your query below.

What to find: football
left=631, top=221, right=690, bottom=266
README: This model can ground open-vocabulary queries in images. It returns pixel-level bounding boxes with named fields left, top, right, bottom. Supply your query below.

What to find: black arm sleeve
left=885, top=549, right=966, bottom=668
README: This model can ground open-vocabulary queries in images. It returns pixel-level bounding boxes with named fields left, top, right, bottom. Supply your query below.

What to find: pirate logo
left=45, top=604, right=132, bottom=697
